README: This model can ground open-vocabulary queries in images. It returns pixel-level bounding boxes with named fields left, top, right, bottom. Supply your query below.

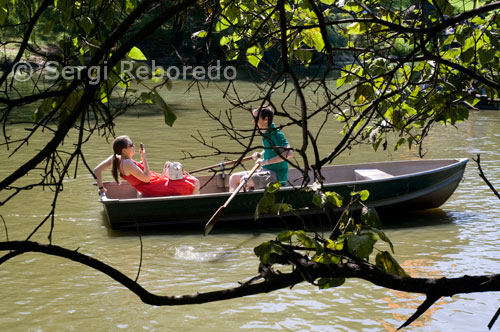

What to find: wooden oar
left=204, top=162, right=261, bottom=236
left=189, top=156, right=254, bottom=174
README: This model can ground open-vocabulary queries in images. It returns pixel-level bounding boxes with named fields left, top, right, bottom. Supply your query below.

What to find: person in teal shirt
left=229, top=106, right=293, bottom=192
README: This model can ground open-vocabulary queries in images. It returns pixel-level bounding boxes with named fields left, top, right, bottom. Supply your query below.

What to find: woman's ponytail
left=112, top=154, right=119, bottom=183
left=111, top=135, right=130, bottom=183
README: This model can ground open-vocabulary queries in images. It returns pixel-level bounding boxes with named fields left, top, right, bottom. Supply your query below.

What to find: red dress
left=121, top=161, right=196, bottom=197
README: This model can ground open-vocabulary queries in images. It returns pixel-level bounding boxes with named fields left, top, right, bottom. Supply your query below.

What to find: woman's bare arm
left=122, top=159, right=150, bottom=183
left=94, top=155, right=114, bottom=189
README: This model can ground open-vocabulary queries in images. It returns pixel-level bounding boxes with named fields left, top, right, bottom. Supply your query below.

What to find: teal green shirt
left=262, top=123, right=289, bottom=185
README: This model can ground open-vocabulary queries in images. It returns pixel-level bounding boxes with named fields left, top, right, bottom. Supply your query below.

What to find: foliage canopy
left=1, top=0, right=500, bottom=329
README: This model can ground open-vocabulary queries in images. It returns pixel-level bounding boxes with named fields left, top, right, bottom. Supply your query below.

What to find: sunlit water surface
left=0, top=81, right=499, bottom=331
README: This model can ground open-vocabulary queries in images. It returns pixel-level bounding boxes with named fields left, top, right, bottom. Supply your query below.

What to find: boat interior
left=101, top=159, right=462, bottom=200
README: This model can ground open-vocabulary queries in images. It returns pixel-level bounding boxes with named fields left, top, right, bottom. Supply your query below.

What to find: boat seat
left=354, top=168, right=393, bottom=181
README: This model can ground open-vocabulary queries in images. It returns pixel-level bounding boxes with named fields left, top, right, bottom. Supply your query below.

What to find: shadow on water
left=102, top=207, right=465, bottom=238
left=100, top=209, right=473, bottom=264
left=379, top=208, right=458, bottom=229
left=103, top=214, right=339, bottom=238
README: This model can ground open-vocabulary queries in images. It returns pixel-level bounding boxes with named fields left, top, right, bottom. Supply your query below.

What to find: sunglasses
left=127, top=143, right=135, bottom=148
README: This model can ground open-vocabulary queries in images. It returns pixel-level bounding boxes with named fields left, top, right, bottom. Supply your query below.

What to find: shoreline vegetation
left=0, top=43, right=354, bottom=68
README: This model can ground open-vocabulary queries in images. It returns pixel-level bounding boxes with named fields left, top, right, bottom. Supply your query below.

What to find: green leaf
left=126, top=0, right=137, bottom=12
left=56, top=0, right=73, bottom=26
left=215, top=15, right=232, bottom=32
left=98, top=89, right=108, bottom=104
left=294, top=49, right=313, bottom=67
left=266, top=182, right=281, bottom=194
left=192, top=30, right=208, bottom=39
left=471, top=15, right=487, bottom=26
left=42, top=19, right=54, bottom=35
left=254, top=241, right=283, bottom=264
left=219, top=36, right=231, bottom=46
left=318, top=277, right=345, bottom=289
left=325, top=191, right=343, bottom=207
left=312, top=191, right=326, bottom=208
left=430, top=0, right=454, bottom=15
left=246, top=45, right=262, bottom=68
left=394, top=137, right=406, bottom=151
left=295, top=230, right=316, bottom=249
left=277, top=230, right=294, bottom=242
left=128, top=46, right=147, bottom=61
left=374, top=230, right=394, bottom=253
left=355, top=84, right=375, bottom=105
left=140, top=92, right=154, bottom=104
left=256, top=185, right=276, bottom=215
left=326, top=238, right=344, bottom=251
left=346, top=233, right=377, bottom=260
left=351, top=189, right=369, bottom=201
left=154, top=92, right=176, bottom=127
left=485, top=31, right=500, bottom=50
left=360, top=206, right=381, bottom=228
left=336, top=75, right=346, bottom=88
left=479, top=48, right=495, bottom=66
left=407, top=136, right=414, bottom=150
left=0, top=0, right=7, bottom=25
left=302, top=28, right=325, bottom=53
left=375, top=251, right=408, bottom=277
left=165, top=78, right=173, bottom=90
left=338, top=211, right=351, bottom=232
left=33, top=98, right=53, bottom=123
left=344, top=2, right=364, bottom=13
left=275, top=203, right=293, bottom=213
left=255, top=182, right=292, bottom=217
left=313, top=252, right=340, bottom=264
left=77, top=16, right=93, bottom=35
left=460, top=47, right=475, bottom=63
left=346, top=22, right=364, bottom=35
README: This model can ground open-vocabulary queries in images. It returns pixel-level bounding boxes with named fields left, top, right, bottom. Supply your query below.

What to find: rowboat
left=98, top=158, right=468, bottom=230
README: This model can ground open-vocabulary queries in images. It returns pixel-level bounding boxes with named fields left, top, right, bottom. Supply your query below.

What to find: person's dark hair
left=111, top=136, right=131, bottom=183
left=254, top=105, right=274, bottom=126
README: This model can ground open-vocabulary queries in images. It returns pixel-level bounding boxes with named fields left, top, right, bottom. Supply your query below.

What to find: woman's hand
left=139, top=143, right=146, bottom=158
left=98, top=186, right=107, bottom=196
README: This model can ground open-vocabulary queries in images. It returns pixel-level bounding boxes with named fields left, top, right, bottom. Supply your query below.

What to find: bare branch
left=474, top=154, right=500, bottom=200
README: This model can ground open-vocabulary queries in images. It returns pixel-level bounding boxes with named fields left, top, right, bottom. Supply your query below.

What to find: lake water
left=0, top=81, right=499, bottom=331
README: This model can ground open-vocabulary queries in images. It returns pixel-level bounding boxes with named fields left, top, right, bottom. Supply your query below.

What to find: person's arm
left=121, top=159, right=151, bottom=183
left=140, top=144, right=150, bottom=177
left=94, top=155, right=113, bottom=195
left=262, top=144, right=292, bottom=165
left=121, top=145, right=150, bottom=183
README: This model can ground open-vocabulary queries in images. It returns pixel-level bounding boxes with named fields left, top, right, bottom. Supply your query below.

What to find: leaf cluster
left=253, top=186, right=408, bottom=291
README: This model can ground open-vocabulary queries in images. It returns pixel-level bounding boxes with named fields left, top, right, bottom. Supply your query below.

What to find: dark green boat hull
left=100, top=159, right=468, bottom=230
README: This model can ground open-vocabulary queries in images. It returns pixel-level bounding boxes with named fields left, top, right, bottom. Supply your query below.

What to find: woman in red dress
left=94, top=136, right=200, bottom=197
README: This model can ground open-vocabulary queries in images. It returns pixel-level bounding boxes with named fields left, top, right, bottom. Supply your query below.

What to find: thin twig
left=473, top=154, right=500, bottom=200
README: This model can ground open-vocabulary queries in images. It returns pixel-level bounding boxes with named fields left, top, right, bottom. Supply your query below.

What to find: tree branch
left=0, top=241, right=498, bottom=316
left=473, top=154, right=500, bottom=200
